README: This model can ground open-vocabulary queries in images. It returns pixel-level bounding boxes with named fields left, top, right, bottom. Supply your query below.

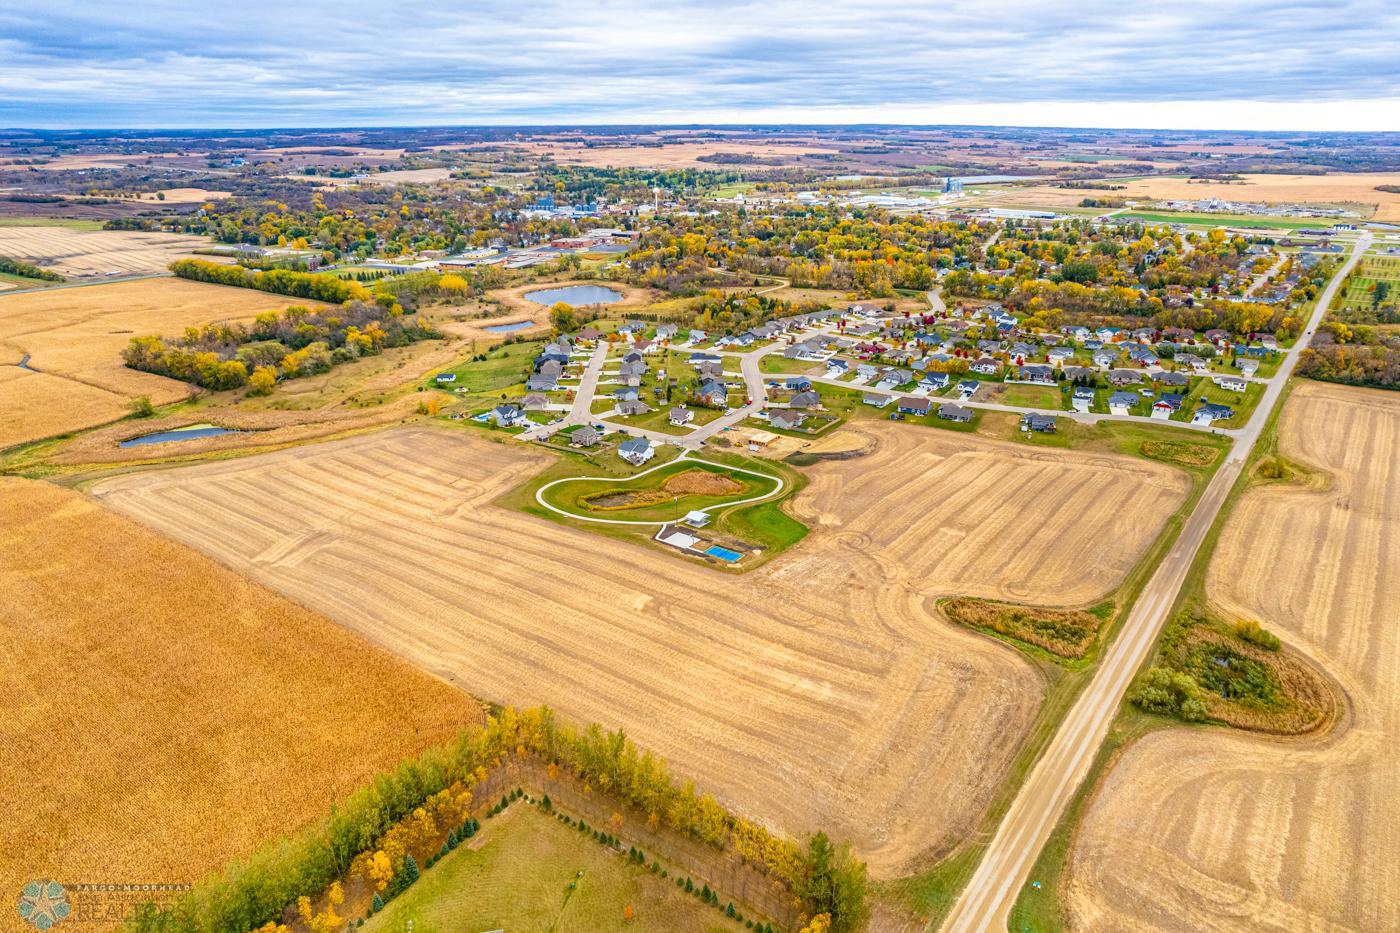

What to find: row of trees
left=169, top=258, right=370, bottom=304
left=128, top=706, right=868, bottom=933
left=0, top=254, right=63, bottom=281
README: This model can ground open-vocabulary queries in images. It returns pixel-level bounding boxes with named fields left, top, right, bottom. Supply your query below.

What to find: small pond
left=523, top=285, right=623, bottom=306
left=120, top=423, right=243, bottom=447
left=484, top=320, right=534, bottom=333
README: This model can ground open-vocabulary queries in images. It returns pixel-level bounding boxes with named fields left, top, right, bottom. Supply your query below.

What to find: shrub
left=371, top=893, right=384, bottom=914
left=1235, top=618, right=1282, bottom=651
left=403, top=854, right=420, bottom=884
left=1130, top=666, right=1209, bottom=721
left=129, top=395, right=156, bottom=418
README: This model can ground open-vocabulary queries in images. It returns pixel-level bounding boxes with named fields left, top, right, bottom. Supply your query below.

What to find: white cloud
left=1, top=0, right=1396, bottom=128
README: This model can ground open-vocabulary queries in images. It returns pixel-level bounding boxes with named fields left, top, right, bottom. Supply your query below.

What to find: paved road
left=525, top=339, right=769, bottom=450
left=940, top=231, right=1371, bottom=933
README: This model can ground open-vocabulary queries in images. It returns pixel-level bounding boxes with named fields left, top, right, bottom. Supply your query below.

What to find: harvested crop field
left=0, top=366, right=129, bottom=450
left=1066, top=383, right=1400, bottom=932
left=0, top=478, right=481, bottom=920
left=0, top=278, right=330, bottom=447
left=92, top=422, right=1185, bottom=876
left=0, top=226, right=218, bottom=278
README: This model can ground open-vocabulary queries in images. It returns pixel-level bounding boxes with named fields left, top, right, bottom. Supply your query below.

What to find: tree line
left=126, top=706, right=867, bottom=933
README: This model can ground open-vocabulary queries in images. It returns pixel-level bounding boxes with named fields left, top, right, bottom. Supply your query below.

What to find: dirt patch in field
left=1067, top=382, right=1400, bottom=932
left=92, top=421, right=1186, bottom=877
left=663, top=468, right=744, bottom=496
left=0, top=478, right=480, bottom=922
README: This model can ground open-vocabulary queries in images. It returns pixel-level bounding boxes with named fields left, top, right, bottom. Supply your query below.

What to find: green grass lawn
left=540, top=460, right=776, bottom=524
left=1117, top=211, right=1324, bottom=231
left=431, top=339, right=543, bottom=404
left=759, top=354, right=808, bottom=375
left=364, top=806, right=743, bottom=933
left=999, top=383, right=1062, bottom=409
left=0, top=216, right=105, bottom=230
left=0, top=270, right=63, bottom=290
left=1186, top=378, right=1263, bottom=428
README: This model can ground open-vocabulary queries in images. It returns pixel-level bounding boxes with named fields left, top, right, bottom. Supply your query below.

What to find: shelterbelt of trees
left=625, top=206, right=995, bottom=295
left=124, top=299, right=435, bottom=392
left=129, top=707, right=868, bottom=933
left=1300, top=324, right=1400, bottom=388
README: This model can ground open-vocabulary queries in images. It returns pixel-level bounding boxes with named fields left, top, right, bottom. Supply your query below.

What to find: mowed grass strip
left=0, top=477, right=481, bottom=898
left=364, top=806, right=743, bottom=933
left=941, top=597, right=1107, bottom=660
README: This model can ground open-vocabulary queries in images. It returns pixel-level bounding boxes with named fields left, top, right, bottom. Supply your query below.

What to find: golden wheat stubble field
left=93, top=422, right=1186, bottom=877
left=0, top=478, right=481, bottom=922
left=0, top=278, right=329, bottom=448
left=1065, top=383, right=1400, bottom=932
left=0, top=226, right=217, bottom=278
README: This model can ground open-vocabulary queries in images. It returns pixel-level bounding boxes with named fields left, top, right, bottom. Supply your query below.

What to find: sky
left=3, top=0, right=1399, bottom=131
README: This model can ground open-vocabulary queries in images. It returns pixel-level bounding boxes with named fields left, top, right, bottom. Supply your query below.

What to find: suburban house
left=785, top=376, right=813, bottom=392
left=1215, top=375, right=1249, bottom=392
left=696, top=380, right=729, bottom=407
left=863, top=392, right=894, bottom=408
left=522, top=393, right=550, bottom=411
left=613, top=386, right=639, bottom=402
left=1047, top=346, right=1075, bottom=365
left=768, top=410, right=806, bottom=430
left=618, top=436, right=654, bottom=465
left=1176, top=353, right=1210, bottom=373
left=1154, top=371, right=1190, bottom=388
left=1021, top=413, right=1057, bottom=433
left=571, top=425, right=601, bottom=447
left=1152, top=394, right=1183, bottom=419
left=919, top=371, right=951, bottom=393
left=527, top=374, right=560, bottom=392
left=1092, top=348, right=1119, bottom=368
left=1061, top=365, right=1094, bottom=383
left=970, top=358, right=1001, bottom=375
left=1236, top=358, right=1261, bottom=377
left=877, top=369, right=913, bottom=390
left=897, top=396, right=932, bottom=416
left=956, top=379, right=979, bottom=399
left=1065, top=325, right=1092, bottom=342
left=617, top=399, right=651, bottom=416
left=1193, top=403, right=1234, bottom=425
left=1016, top=364, right=1055, bottom=384
left=655, top=324, right=679, bottom=341
left=1108, top=391, right=1139, bottom=415
left=1071, top=386, right=1096, bottom=412
left=854, top=363, right=880, bottom=383
left=1108, top=368, right=1144, bottom=387
left=826, top=358, right=850, bottom=376
left=788, top=390, right=823, bottom=410
left=688, top=352, right=723, bottom=366
left=938, top=403, right=974, bottom=422
left=669, top=407, right=695, bottom=426
left=490, top=404, right=529, bottom=427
